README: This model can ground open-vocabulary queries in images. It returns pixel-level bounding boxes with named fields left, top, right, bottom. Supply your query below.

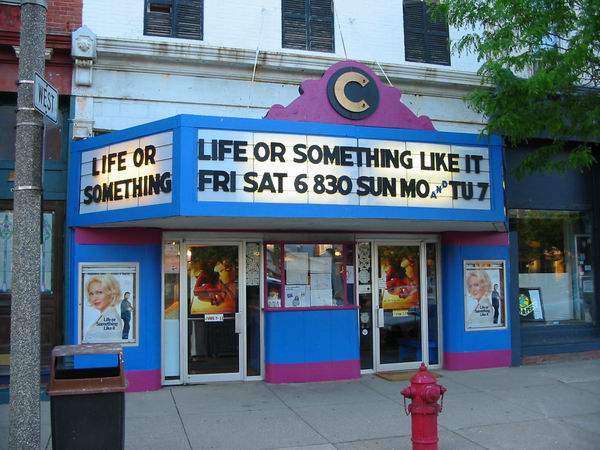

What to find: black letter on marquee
left=244, top=172, right=258, bottom=192
left=356, top=176, right=370, bottom=196
left=198, top=139, right=210, bottom=160
left=133, top=147, right=145, bottom=167
left=293, top=144, right=307, bottom=163
left=83, top=186, right=93, bottom=204
left=161, top=172, right=172, bottom=193
left=198, top=170, right=214, bottom=191
left=270, top=142, right=286, bottom=162
left=400, top=178, right=416, bottom=198
left=145, top=145, right=156, bottom=165
left=478, top=182, right=489, bottom=200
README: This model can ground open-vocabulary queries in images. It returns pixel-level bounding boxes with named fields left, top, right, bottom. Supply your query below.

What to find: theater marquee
left=197, top=130, right=491, bottom=210
left=79, top=131, right=173, bottom=214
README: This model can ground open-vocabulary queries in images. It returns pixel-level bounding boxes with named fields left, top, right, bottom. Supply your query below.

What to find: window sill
left=405, top=58, right=451, bottom=67
left=143, top=33, right=204, bottom=42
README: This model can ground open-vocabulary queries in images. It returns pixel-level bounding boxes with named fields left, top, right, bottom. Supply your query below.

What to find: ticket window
left=264, top=242, right=355, bottom=309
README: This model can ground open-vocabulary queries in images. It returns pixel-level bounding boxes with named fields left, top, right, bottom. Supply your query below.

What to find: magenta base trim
left=444, top=350, right=512, bottom=370
left=126, top=370, right=162, bottom=392
left=75, top=227, right=162, bottom=245
left=266, top=360, right=360, bottom=383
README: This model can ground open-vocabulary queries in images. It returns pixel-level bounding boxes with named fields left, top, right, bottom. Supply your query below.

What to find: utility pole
left=9, top=0, right=47, bottom=448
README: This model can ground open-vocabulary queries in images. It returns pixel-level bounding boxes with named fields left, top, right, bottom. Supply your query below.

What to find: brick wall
left=0, top=1, right=81, bottom=34
left=47, top=0, right=82, bottom=33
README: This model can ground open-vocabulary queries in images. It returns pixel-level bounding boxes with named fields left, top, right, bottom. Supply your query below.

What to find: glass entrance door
left=375, top=243, right=427, bottom=371
left=185, top=244, right=242, bottom=382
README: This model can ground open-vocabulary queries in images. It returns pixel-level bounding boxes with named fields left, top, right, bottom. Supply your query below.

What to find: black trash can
left=48, top=344, right=127, bottom=450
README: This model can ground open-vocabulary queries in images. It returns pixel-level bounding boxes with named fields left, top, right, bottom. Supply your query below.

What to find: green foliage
left=433, top=0, right=600, bottom=174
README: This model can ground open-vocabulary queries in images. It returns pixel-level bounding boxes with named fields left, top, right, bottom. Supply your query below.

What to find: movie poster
left=379, top=246, right=420, bottom=311
left=188, top=246, right=238, bottom=315
left=80, top=263, right=138, bottom=344
left=464, top=260, right=507, bottom=331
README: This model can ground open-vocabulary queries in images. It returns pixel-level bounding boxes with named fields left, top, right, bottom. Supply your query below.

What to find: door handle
left=235, top=312, right=242, bottom=334
left=377, top=308, right=384, bottom=328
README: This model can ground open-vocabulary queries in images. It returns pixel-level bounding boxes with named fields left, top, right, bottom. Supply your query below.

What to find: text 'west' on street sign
left=33, top=72, right=58, bottom=123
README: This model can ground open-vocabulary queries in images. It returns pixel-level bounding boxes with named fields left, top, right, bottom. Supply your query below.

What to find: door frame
left=181, top=240, right=246, bottom=383
left=367, top=238, right=443, bottom=373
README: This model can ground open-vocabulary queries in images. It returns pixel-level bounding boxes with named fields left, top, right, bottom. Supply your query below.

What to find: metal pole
left=9, top=1, right=47, bottom=448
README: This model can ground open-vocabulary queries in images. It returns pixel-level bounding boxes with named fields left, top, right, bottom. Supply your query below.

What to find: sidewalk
left=1, top=358, right=600, bottom=449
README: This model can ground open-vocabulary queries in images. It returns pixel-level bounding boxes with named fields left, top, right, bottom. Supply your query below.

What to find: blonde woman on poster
left=84, top=274, right=123, bottom=342
left=465, top=270, right=495, bottom=329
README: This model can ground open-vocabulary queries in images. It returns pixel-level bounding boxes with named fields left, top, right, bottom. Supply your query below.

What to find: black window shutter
left=308, top=0, right=334, bottom=52
left=145, top=0, right=203, bottom=40
left=145, top=0, right=174, bottom=37
left=282, top=0, right=333, bottom=52
left=174, top=0, right=203, bottom=40
left=425, top=3, right=450, bottom=65
left=404, top=1, right=426, bottom=63
left=403, top=0, right=450, bottom=65
left=283, top=0, right=308, bottom=50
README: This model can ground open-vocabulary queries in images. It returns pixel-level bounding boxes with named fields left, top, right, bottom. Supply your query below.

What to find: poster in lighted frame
left=79, top=263, right=138, bottom=345
left=464, top=260, right=507, bottom=331
left=188, top=246, right=238, bottom=316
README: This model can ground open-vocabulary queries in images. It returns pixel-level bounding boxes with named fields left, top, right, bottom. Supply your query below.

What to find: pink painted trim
left=444, top=350, right=512, bottom=370
left=266, top=360, right=360, bottom=383
left=75, top=227, right=162, bottom=245
left=265, top=60, right=435, bottom=131
left=125, top=369, right=162, bottom=392
left=442, top=232, right=509, bottom=247
left=264, top=305, right=359, bottom=312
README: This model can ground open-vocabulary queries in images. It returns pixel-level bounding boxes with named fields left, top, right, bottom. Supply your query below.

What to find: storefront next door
left=359, top=240, right=441, bottom=372
left=184, top=243, right=244, bottom=382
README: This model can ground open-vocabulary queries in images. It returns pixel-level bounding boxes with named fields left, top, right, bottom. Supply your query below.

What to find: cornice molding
left=95, top=37, right=486, bottom=96
left=0, top=30, right=72, bottom=48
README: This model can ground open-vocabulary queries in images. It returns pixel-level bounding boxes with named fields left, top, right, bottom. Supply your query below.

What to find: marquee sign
left=197, top=130, right=491, bottom=210
left=79, top=131, right=173, bottom=214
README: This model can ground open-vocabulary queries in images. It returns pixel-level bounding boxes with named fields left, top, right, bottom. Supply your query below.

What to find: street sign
left=33, top=72, right=58, bottom=123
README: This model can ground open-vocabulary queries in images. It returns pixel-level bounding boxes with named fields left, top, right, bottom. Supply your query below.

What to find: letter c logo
left=334, top=72, right=370, bottom=113
left=327, top=67, right=379, bottom=120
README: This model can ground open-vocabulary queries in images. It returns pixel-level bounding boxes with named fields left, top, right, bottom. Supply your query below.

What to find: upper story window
left=144, top=0, right=203, bottom=40
left=1, top=93, right=64, bottom=161
left=282, top=0, right=334, bottom=53
left=403, top=0, right=450, bottom=66
left=0, top=100, right=16, bottom=160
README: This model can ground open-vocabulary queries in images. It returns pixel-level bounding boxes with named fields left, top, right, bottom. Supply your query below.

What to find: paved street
left=1, top=359, right=600, bottom=449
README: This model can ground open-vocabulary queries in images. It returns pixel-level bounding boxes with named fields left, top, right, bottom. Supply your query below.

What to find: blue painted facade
left=66, top=113, right=510, bottom=385
left=69, top=241, right=162, bottom=372
left=442, top=243, right=512, bottom=354
left=265, top=309, right=359, bottom=364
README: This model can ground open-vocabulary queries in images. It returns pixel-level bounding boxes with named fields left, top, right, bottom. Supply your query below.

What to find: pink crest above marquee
left=265, top=60, right=435, bottom=131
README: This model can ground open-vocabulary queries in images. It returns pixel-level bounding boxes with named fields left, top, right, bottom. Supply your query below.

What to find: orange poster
left=380, top=248, right=420, bottom=311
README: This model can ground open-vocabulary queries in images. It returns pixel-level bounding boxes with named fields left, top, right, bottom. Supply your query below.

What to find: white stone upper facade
left=72, top=0, right=488, bottom=137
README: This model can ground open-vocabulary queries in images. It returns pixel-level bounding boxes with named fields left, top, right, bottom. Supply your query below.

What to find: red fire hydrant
left=401, top=362, right=447, bottom=450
